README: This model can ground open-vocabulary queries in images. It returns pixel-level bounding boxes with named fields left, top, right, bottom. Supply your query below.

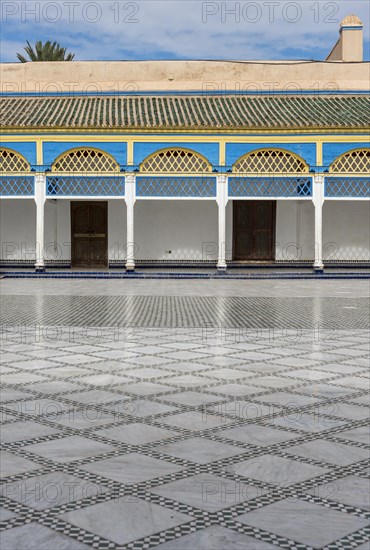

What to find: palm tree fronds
left=16, top=41, right=75, bottom=62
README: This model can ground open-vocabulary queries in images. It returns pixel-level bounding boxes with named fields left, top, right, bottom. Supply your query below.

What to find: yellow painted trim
left=2, top=133, right=370, bottom=143
left=127, top=140, right=134, bottom=164
left=219, top=140, right=226, bottom=165
left=316, top=140, right=323, bottom=166
left=36, top=140, right=43, bottom=164
left=137, top=172, right=215, bottom=177
left=52, top=171, right=122, bottom=176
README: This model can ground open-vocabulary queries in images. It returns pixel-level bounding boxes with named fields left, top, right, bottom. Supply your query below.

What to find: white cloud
left=1, top=0, right=369, bottom=61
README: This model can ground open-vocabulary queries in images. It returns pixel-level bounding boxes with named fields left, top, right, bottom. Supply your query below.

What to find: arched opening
left=140, top=147, right=212, bottom=173
left=330, top=148, right=370, bottom=173
left=52, top=147, right=120, bottom=172
left=0, top=148, right=30, bottom=172
left=232, top=148, right=309, bottom=174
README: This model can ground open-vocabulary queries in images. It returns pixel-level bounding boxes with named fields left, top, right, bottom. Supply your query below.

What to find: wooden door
left=71, top=202, right=108, bottom=267
left=233, top=200, right=276, bottom=260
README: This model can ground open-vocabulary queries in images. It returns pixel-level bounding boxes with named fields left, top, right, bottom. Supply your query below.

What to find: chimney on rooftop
left=326, top=15, right=363, bottom=62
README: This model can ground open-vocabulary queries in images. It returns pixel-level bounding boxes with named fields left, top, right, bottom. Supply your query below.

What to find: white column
left=125, top=175, right=136, bottom=271
left=313, top=174, right=324, bottom=272
left=34, top=174, right=46, bottom=272
left=216, top=175, right=228, bottom=270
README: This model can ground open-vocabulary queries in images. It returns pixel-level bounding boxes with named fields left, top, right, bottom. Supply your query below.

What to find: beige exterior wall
left=1, top=59, right=369, bottom=93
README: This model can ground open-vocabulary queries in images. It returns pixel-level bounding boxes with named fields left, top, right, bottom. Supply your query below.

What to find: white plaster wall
left=323, top=201, right=370, bottom=261
left=108, top=201, right=126, bottom=261
left=276, top=200, right=370, bottom=261
left=134, top=200, right=218, bottom=261
left=0, top=199, right=36, bottom=261
left=44, top=199, right=71, bottom=261
left=225, top=201, right=233, bottom=261
left=276, top=200, right=315, bottom=261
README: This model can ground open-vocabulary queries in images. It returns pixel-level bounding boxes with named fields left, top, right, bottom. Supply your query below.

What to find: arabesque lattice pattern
left=136, top=176, right=216, bottom=197
left=46, top=176, right=125, bottom=196
left=233, top=149, right=308, bottom=173
left=229, top=177, right=312, bottom=197
left=140, top=149, right=212, bottom=173
left=325, top=177, right=370, bottom=198
left=0, top=149, right=30, bottom=172
left=0, top=176, right=34, bottom=196
left=52, top=148, right=119, bottom=172
left=330, top=149, right=370, bottom=173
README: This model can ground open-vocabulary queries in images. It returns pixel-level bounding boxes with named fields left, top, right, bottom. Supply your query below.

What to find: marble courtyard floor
left=0, top=279, right=369, bottom=550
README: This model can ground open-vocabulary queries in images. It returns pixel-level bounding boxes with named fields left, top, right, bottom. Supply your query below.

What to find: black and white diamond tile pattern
left=1, top=289, right=369, bottom=549
left=1, top=295, right=369, bottom=328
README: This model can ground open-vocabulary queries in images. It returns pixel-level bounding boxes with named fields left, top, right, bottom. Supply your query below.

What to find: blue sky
left=1, top=0, right=369, bottom=62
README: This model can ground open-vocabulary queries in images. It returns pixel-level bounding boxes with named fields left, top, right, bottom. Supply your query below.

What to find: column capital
left=125, top=174, right=136, bottom=185
left=216, top=174, right=228, bottom=185
left=216, top=174, right=228, bottom=207
left=34, top=173, right=46, bottom=204
left=313, top=174, right=325, bottom=185
left=313, top=173, right=325, bottom=207
left=125, top=174, right=136, bottom=206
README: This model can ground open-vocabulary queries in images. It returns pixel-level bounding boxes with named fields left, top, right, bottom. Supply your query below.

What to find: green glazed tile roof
left=1, top=95, right=369, bottom=130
